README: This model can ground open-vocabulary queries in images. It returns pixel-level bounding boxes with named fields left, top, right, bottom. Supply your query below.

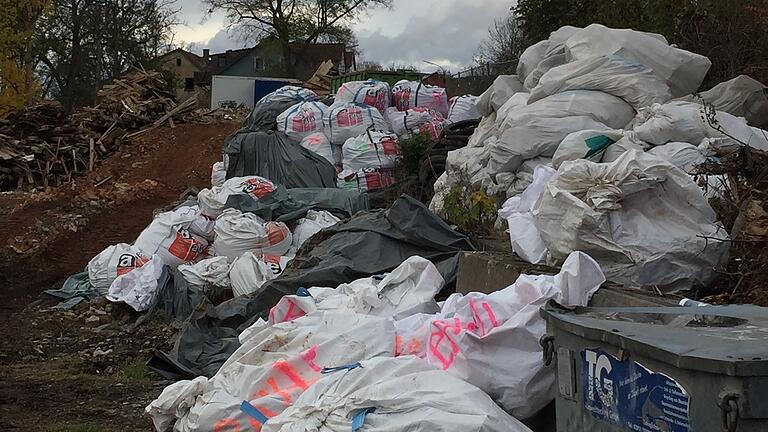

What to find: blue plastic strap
left=296, top=287, right=312, bottom=297
left=322, top=362, right=362, bottom=374
left=351, top=407, right=376, bottom=431
left=240, top=401, right=269, bottom=424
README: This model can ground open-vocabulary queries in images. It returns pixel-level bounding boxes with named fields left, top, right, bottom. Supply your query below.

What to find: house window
left=254, top=57, right=263, bottom=72
left=218, top=56, right=226, bottom=67
left=184, top=78, right=194, bottom=91
left=176, top=58, right=181, bottom=67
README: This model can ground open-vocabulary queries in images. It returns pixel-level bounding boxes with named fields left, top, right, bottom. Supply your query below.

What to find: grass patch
left=117, top=357, right=153, bottom=384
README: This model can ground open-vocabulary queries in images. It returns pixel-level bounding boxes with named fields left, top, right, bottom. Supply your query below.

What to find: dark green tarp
left=225, top=186, right=370, bottom=222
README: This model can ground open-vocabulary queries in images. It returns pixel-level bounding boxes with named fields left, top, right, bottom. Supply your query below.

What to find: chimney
left=203, top=49, right=210, bottom=59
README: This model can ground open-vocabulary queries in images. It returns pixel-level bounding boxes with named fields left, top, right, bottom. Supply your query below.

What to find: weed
left=117, top=357, right=153, bottom=384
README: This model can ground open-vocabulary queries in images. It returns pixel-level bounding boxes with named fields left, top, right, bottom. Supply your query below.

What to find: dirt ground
left=0, top=122, right=240, bottom=431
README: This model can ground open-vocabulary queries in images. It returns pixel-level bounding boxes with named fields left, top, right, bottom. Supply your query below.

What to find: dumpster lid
left=542, top=302, right=768, bottom=376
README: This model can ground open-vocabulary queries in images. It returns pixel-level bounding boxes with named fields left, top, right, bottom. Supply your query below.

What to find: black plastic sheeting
left=225, top=186, right=370, bottom=222
left=224, top=130, right=337, bottom=189
left=147, top=195, right=474, bottom=379
left=241, top=100, right=299, bottom=132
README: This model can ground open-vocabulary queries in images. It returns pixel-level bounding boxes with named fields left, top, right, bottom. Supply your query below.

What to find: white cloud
left=174, top=0, right=511, bottom=70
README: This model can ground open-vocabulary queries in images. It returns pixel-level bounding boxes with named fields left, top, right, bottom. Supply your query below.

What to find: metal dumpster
left=541, top=303, right=768, bottom=432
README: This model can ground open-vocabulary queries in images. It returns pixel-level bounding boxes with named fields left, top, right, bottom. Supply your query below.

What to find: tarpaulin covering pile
left=223, top=130, right=337, bottom=189
left=145, top=195, right=473, bottom=379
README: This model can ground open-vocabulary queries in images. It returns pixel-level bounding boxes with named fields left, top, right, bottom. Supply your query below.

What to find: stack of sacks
left=335, top=79, right=391, bottom=112
left=447, top=94, right=481, bottom=124
left=299, top=132, right=337, bottom=165
left=145, top=311, right=396, bottom=432
left=323, top=101, right=389, bottom=146
left=432, top=23, right=721, bottom=214
left=391, top=80, right=449, bottom=116
left=276, top=100, right=328, bottom=141
left=213, top=208, right=292, bottom=260
left=393, top=251, right=604, bottom=419
left=384, top=106, right=446, bottom=141
left=338, top=130, right=401, bottom=192
left=197, top=176, right=276, bottom=219
left=133, top=206, right=213, bottom=268
left=228, top=210, right=341, bottom=298
left=87, top=243, right=149, bottom=294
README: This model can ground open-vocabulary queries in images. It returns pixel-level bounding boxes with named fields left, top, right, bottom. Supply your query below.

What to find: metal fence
left=452, top=61, right=517, bottom=79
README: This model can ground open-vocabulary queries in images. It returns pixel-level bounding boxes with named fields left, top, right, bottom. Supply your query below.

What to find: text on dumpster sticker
left=583, top=348, right=690, bottom=432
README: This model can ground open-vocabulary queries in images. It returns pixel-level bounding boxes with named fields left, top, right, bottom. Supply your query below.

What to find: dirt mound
left=0, top=121, right=239, bottom=431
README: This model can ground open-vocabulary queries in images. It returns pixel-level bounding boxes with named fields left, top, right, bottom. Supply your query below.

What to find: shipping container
left=211, top=76, right=300, bottom=109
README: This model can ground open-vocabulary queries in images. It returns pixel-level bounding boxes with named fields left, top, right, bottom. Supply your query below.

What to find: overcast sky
left=174, top=0, right=512, bottom=73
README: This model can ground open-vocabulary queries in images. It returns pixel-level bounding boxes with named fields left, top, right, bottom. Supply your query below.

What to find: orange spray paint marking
left=273, top=360, right=310, bottom=389
left=266, top=377, right=293, bottom=405
left=299, top=345, right=322, bottom=372
left=214, top=418, right=241, bottom=432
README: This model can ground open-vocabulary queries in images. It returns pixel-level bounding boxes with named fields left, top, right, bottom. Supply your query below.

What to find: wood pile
left=303, top=60, right=336, bottom=96
left=0, top=69, right=200, bottom=191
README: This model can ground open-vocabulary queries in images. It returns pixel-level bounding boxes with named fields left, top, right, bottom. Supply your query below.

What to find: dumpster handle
left=540, top=334, right=554, bottom=366
left=719, top=393, right=739, bottom=432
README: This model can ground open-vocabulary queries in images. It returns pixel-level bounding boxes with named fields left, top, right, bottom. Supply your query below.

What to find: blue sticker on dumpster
left=582, top=348, right=690, bottom=432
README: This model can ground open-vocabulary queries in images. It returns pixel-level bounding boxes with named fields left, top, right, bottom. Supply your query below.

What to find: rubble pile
left=0, top=69, right=200, bottom=190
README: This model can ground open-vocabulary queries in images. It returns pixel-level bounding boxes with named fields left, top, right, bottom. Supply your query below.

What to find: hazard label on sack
left=167, top=229, right=206, bottom=262
left=116, top=253, right=149, bottom=276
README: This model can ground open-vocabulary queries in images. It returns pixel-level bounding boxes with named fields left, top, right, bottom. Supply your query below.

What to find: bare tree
left=204, top=0, right=391, bottom=75
left=475, top=12, right=525, bottom=65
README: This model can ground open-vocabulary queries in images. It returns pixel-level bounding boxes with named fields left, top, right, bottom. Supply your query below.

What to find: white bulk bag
left=269, top=256, right=443, bottom=325
left=229, top=251, right=292, bottom=297
left=475, top=75, right=526, bottom=116
left=335, top=79, right=391, bottom=112
left=529, top=55, right=673, bottom=109
left=88, top=243, right=150, bottom=294
left=498, top=165, right=557, bottom=264
left=633, top=101, right=768, bottom=150
left=276, top=100, right=328, bottom=141
left=291, top=210, right=341, bottom=250
left=384, top=106, right=445, bottom=138
left=146, top=312, right=396, bottom=432
left=342, top=130, right=401, bottom=172
left=106, top=255, right=164, bottom=312
left=299, top=132, right=337, bottom=165
left=564, top=24, right=711, bottom=97
left=533, top=150, right=730, bottom=291
left=395, top=251, right=604, bottom=418
left=263, top=356, right=534, bottom=432
left=391, top=80, right=449, bottom=116
left=323, top=102, right=389, bottom=145
left=210, top=161, right=226, bottom=187
left=178, top=256, right=230, bottom=287
left=552, top=129, right=624, bottom=169
left=258, top=86, right=317, bottom=104
left=133, top=210, right=210, bottom=268
left=170, top=205, right=215, bottom=241
left=197, top=176, right=276, bottom=218
left=489, top=91, right=635, bottom=173
left=447, top=95, right=481, bottom=123
left=647, top=141, right=707, bottom=173
left=601, top=131, right=650, bottom=163
left=213, top=208, right=292, bottom=259
left=517, top=26, right=582, bottom=89
left=677, top=75, right=768, bottom=128
left=337, top=167, right=396, bottom=192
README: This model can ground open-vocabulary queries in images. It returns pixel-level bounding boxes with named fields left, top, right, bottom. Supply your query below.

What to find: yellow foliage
left=0, top=0, right=47, bottom=116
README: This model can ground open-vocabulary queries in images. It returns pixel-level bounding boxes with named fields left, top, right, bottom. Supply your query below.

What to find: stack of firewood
left=0, top=69, right=200, bottom=190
